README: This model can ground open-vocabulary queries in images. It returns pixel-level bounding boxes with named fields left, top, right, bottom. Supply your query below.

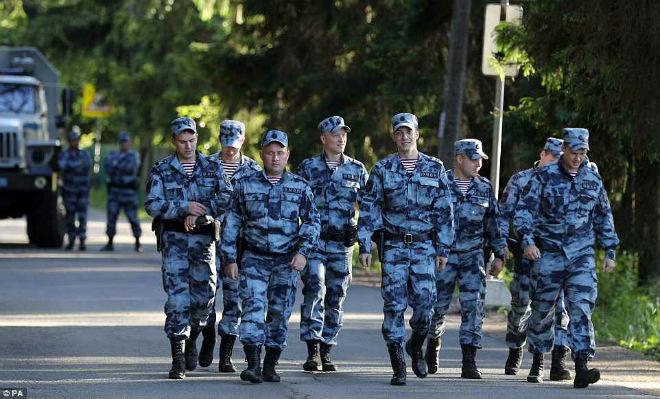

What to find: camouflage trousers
left=208, top=255, right=241, bottom=336
left=106, top=189, right=142, bottom=238
left=528, top=251, right=597, bottom=359
left=63, top=190, right=89, bottom=241
left=506, top=256, right=569, bottom=349
left=429, top=249, right=486, bottom=348
left=381, top=241, right=436, bottom=344
left=300, top=248, right=353, bottom=345
left=239, top=250, right=298, bottom=350
left=161, top=231, right=217, bottom=340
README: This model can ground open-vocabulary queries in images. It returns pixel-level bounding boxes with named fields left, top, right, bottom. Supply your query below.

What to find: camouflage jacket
left=105, top=150, right=140, bottom=191
left=58, top=148, right=91, bottom=193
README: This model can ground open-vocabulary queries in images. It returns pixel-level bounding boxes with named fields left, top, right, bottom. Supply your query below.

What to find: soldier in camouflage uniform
left=58, top=130, right=91, bottom=251
left=145, top=116, right=233, bottom=379
left=514, top=128, right=619, bottom=388
left=499, top=138, right=571, bottom=380
left=357, top=113, right=454, bottom=386
left=101, top=132, right=143, bottom=252
left=426, top=139, right=507, bottom=380
left=222, top=130, right=320, bottom=384
left=198, top=120, right=261, bottom=372
left=297, top=116, right=368, bottom=372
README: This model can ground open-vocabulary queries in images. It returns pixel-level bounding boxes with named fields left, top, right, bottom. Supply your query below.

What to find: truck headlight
left=34, top=176, right=47, bottom=189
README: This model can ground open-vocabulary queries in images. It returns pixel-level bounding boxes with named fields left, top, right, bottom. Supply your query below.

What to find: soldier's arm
left=296, top=161, right=310, bottom=181
left=432, top=168, right=454, bottom=258
left=84, top=152, right=92, bottom=172
left=513, top=174, right=543, bottom=249
left=357, top=164, right=369, bottom=204
left=144, top=168, right=190, bottom=220
left=57, top=153, right=68, bottom=171
left=485, top=186, right=507, bottom=259
left=498, top=175, right=521, bottom=237
left=297, top=184, right=321, bottom=258
left=357, top=165, right=384, bottom=254
left=593, top=181, right=619, bottom=260
left=208, top=170, right=234, bottom=220
left=220, top=186, right=245, bottom=264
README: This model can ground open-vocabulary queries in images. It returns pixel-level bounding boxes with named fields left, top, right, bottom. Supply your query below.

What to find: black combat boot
left=135, top=237, right=142, bottom=253
left=79, top=239, right=86, bottom=251
left=319, top=343, right=337, bottom=371
left=218, top=333, right=237, bottom=372
left=526, top=352, right=544, bottom=383
left=100, top=237, right=114, bottom=251
left=424, top=337, right=441, bottom=374
left=303, top=340, right=320, bottom=371
left=198, top=322, right=216, bottom=367
left=405, top=334, right=427, bottom=378
left=573, top=354, right=600, bottom=388
left=184, top=329, right=201, bottom=371
left=461, top=345, right=482, bottom=379
left=505, top=347, right=524, bottom=375
left=550, top=345, right=572, bottom=381
left=65, top=237, right=74, bottom=250
left=240, top=345, right=263, bottom=383
left=262, top=346, right=282, bottom=382
left=168, top=338, right=186, bottom=379
left=387, top=343, right=407, bottom=386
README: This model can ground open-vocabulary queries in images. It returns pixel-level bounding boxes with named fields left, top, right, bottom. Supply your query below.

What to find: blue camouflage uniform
left=209, top=120, right=262, bottom=337
left=514, top=128, right=619, bottom=360
left=297, top=116, right=368, bottom=346
left=58, top=131, right=91, bottom=243
left=499, top=137, right=569, bottom=350
left=221, top=130, right=321, bottom=350
left=145, top=117, right=233, bottom=340
left=428, top=140, right=507, bottom=348
left=104, top=132, right=142, bottom=239
left=357, top=114, right=454, bottom=345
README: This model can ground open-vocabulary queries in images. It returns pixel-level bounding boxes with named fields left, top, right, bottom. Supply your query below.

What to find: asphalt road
left=0, top=211, right=657, bottom=399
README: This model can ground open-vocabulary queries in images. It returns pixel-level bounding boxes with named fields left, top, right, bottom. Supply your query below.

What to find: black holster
left=373, top=229, right=385, bottom=263
left=236, top=237, right=246, bottom=268
left=152, top=218, right=164, bottom=252
left=344, top=225, right=358, bottom=247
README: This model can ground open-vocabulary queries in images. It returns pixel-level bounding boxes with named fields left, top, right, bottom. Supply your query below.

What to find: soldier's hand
left=188, top=201, right=206, bottom=216
left=489, top=258, right=504, bottom=277
left=359, top=253, right=372, bottom=268
left=523, top=245, right=541, bottom=261
left=504, top=246, right=511, bottom=260
left=184, top=215, right=197, bottom=232
left=602, top=258, right=616, bottom=273
left=290, top=253, right=307, bottom=271
left=436, top=256, right=448, bottom=271
left=225, top=263, right=238, bottom=280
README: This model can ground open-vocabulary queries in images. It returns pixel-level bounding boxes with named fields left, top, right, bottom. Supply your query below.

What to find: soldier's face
left=221, top=145, right=241, bottom=159
left=320, top=129, right=347, bottom=154
left=260, top=143, right=289, bottom=175
left=456, top=154, right=482, bottom=177
left=392, top=126, right=418, bottom=152
left=120, top=140, right=131, bottom=152
left=539, top=150, right=557, bottom=167
left=172, top=131, right=197, bottom=161
left=562, top=144, right=587, bottom=171
left=68, top=139, right=80, bottom=149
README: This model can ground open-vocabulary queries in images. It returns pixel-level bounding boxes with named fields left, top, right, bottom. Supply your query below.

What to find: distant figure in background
left=58, top=130, right=91, bottom=251
left=101, top=131, right=142, bottom=252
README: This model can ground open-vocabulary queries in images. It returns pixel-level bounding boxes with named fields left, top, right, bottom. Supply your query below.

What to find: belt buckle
left=403, top=233, right=413, bottom=245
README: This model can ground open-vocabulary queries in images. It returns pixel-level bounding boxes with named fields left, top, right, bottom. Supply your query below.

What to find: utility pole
left=490, top=0, right=508, bottom=198
left=438, top=0, right=472, bottom=168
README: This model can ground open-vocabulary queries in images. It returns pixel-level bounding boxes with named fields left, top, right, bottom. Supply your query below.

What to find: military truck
left=0, top=47, right=72, bottom=247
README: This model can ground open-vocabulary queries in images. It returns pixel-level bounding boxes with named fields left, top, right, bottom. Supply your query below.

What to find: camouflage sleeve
left=104, top=155, right=113, bottom=177
left=57, top=153, right=68, bottom=171
left=593, top=181, right=619, bottom=260
left=144, top=168, right=189, bottom=220
left=357, top=164, right=369, bottom=204
left=84, top=151, right=92, bottom=173
left=432, top=168, right=454, bottom=258
left=220, top=184, right=244, bottom=265
left=209, top=171, right=234, bottom=221
left=357, top=164, right=384, bottom=254
left=296, top=162, right=310, bottom=181
left=513, top=173, right=542, bottom=250
left=498, top=175, right=520, bottom=238
left=297, top=184, right=321, bottom=258
left=486, top=186, right=507, bottom=259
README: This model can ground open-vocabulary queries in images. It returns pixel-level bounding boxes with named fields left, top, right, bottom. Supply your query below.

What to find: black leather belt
left=384, top=232, right=432, bottom=244
left=245, top=244, right=294, bottom=257
left=320, top=231, right=345, bottom=242
left=162, top=219, right=215, bottom=236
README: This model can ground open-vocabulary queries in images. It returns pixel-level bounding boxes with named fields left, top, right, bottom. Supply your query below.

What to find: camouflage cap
left=119, top=131, right=132, bottom=142
left=563, top=128, right=589, bottom=151
left=220, top=120, right=246, bottom=148
left=67, top=130, right=81, bottom=140
left=318, top=116, right=351, bottom=134
left=544, top=137, right=563, bottom=157
left=392, top=112, right=418, bottom=132
left=455, top=139, right=488, bottom=160
left=170, top=116, right=197, bottom=136
left=261, top=129, right=288, bottom=148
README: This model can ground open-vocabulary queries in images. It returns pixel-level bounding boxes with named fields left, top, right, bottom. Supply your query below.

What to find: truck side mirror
left=61, top=88, right=74, bottom=116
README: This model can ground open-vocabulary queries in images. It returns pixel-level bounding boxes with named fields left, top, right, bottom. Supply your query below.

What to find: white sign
left=481, top=4, right=523, bottom=77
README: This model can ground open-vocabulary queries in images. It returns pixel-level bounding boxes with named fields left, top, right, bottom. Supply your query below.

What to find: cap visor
left=262, top=139, right=287, bottom=148
left=330, top=125, right=351, bottom=134
left=221, top=138, right=243, bottom=148
left=393, top=122, right=416, bottom=132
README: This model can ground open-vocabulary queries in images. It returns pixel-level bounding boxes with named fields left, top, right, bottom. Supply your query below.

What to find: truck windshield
left=0, top=83, right=37, bottom=114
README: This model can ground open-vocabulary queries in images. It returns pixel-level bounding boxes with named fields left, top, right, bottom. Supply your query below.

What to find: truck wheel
left=27, top=190, right=65, bottom=247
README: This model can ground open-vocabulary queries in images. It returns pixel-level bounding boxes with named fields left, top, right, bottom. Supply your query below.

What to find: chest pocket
left=245, top=193, right=267, bottom=219
left=340, top=179, right=360, bottom=203
left=164, top=181, right=184, bottom=200
left=464, top=196, right=489, bottom=222
left=195, top=177, right=217, bottom=200
left=281, top=193, right=302, bottom=221
left=383, top=175, right=406, bottom=210
left=577, top=192, right=597, bottom=216
left=417, top=177, right=439, bottom=207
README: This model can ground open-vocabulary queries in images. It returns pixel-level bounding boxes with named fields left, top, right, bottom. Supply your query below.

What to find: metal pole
left=490, top=0, right=508, bottom=199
